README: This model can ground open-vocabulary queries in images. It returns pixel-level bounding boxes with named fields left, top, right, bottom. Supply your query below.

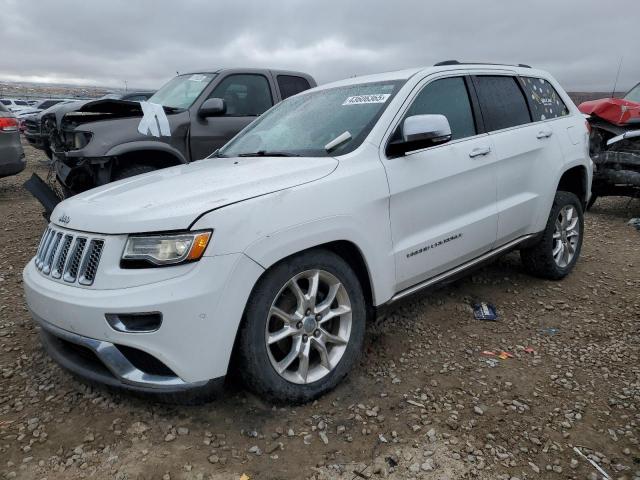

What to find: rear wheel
left=237, top=249, right=366, bottom=403
left=112, top=164, right=158, bottom=181
left=520, top=191, right=584, bottom=279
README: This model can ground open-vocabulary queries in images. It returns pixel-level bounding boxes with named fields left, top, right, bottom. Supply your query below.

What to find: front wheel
left=237, top=249, right=366, bottom=403
left=520, top=191, right=584, bottom=279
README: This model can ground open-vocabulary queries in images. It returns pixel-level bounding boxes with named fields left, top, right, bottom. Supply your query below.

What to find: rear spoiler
left=23, top=173, right=61, bottom=220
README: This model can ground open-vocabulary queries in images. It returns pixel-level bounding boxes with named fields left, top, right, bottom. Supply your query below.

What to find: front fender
left=242, top=215, right=394, bottom=305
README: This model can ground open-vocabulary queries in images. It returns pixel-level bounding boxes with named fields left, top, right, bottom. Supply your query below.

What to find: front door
left=382, top=75, right=499, bottom=292
left=190, top=73, right=275, bottom=160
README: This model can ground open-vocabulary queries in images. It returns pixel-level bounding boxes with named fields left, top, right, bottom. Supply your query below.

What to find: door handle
left=537, top=130, right=553, bottom=139
left=469, top=146, right=491, bottom=158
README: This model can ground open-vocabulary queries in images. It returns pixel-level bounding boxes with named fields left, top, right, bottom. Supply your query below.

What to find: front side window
left=148, top=73, right=216, bottom=109
left=218, top=81, right=404, bottom=157
left=474, top=76, right=531, bottom=131
left=16, top=100, right=28, bottom=106
left=624, top=83, right=640, bottom=103
left=520, top=77, right=569, bottom=121
left=277, top=75, right=312, bottom=99
left=209, top=74, right=273, bottom=116
left=403, top=76, right=476, bottom=140
left=0, top=100, right=10, bottom=105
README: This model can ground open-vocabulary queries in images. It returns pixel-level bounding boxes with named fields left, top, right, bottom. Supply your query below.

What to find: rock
left=127, top=422, right=150, bottom=435
left=319, top=431, right=329, bottom=445
left=164, top=433, right=176, bottom=442
left=473, top=406, right=484, bottom=415
left=208, top=455, right=219, bottom=464
left=266, top=442, right=283, bottom=454
left=248, top=445, right=262, bottom=455
left=177, top=427, right=189, bottom=436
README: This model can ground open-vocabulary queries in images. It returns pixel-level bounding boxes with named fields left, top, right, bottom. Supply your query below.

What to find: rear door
left=382, top=74, right=499, bottom=292
left=472, top=74, right=565, bottom=244
left=189, top=73, right=275, bottom=160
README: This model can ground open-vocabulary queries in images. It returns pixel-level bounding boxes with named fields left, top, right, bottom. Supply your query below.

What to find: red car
left=578, top=82, right=640, bottom=206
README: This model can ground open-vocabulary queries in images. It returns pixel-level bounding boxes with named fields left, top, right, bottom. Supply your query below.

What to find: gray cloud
left=1, top=0, right=638, bottom=92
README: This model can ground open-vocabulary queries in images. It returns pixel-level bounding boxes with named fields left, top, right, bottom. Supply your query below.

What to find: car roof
left=311, top=64, right=550, bottom=91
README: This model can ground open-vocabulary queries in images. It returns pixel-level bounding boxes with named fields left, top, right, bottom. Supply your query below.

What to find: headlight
left=121, top=230, right=212, bottom=267
left=73, top=132, right=92, bottom=150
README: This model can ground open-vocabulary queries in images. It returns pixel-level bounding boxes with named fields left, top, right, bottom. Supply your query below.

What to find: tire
left=237, top=249, right=366, bottom=404
left=112, top=164, right=158, bottom=181
left=520, top=191, right=584, bottom=280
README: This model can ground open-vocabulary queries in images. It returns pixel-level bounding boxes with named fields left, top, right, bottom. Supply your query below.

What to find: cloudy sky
left=1, top=0, right=639, bottom=92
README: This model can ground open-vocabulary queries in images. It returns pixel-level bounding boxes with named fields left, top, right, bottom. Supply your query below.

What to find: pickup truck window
left=626, top=83, right=640, bottom=103
left=219, top=80, right=404, bottom=157
left=277, top=75, right=312, bottom=99
left=148, top=73, right=215, bottom=109
left=208, top=74, right=273, bottom=116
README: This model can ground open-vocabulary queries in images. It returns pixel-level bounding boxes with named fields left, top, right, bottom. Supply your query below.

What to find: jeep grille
left=35, top=227, right=104, bottom=286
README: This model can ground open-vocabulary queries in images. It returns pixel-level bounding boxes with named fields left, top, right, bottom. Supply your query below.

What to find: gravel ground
left=1, top=143, right=639, bottom=480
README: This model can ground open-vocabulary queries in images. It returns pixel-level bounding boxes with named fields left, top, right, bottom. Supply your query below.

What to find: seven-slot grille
left=35, top=227, right=104, bottom=286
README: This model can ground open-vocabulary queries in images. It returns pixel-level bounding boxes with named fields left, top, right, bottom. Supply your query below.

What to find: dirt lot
left=1, top=143, right=639, bottom=480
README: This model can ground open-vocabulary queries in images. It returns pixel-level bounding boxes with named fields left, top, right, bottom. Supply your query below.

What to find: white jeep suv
left=23, top=62, right=591, bottom=403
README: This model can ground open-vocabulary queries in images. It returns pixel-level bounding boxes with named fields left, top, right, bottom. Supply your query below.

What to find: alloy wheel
left=552, top=205, right=580, bottom=268
left=265, top=269, right=352, bottom=384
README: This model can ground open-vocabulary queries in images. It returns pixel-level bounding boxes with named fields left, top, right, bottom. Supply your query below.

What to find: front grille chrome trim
left=34, top=226, right=104, bottom=287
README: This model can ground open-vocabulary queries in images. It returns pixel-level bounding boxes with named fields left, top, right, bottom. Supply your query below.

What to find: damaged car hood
left=53, top=99, right=148, bottom=127
left=579, top=97, right=640, bottom=127
left=50, top=156, right=339, bottom=234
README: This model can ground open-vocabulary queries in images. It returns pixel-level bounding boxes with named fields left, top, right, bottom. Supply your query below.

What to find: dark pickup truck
left=40, top=68, right=316, bottom=195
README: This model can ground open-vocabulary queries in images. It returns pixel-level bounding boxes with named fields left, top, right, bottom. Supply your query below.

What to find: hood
left=579, top=97, right=640, bottom=126
left=50, top=155, right=338, bottom=234
left=54, top=99, right=145, bottom=127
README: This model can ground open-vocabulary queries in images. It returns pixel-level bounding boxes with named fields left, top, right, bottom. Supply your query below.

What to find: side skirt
left=387, top=233, right=538, bottom=304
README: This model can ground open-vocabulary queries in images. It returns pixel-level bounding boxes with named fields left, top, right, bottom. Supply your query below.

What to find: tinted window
left=474, top=76, right=531, bottom=131
left=15, top=101, right=28, bottom=106
left=277, top=75, right=312, bottom=99
left=519, top=77, right=569, bottom=121
left=1, top=100, right=11, bottom=105
left=209, top=74, right=273, bottom=116
left=404, top=77, right=476, bottom=140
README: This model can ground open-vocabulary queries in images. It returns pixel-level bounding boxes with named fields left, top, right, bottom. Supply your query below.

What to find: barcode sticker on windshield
left=189, top=74, right=207, bottom=82
left=342, top=94, right=391, bottom=106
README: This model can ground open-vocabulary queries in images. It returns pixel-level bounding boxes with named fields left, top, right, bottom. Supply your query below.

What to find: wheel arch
left=106, top=141, right=187, bottom=172
left=250, top=239, right=377, bottom=313
left=556, top=164, right=589, bottom=208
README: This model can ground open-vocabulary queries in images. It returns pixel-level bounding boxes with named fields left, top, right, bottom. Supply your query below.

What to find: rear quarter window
left=473, top=76, right=531, bottom=131
left=519, top=77, right=569, bottom=121
left=277, top=75, right=312, bottom=99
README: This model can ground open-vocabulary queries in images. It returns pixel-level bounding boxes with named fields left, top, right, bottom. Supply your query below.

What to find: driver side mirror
left=199, top=98, right=226, bottom=118
left=388, top=114, right=452, bottom=156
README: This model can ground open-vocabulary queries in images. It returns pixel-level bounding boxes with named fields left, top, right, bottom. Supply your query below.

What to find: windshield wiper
left=237, top=150, right=301, bottom=157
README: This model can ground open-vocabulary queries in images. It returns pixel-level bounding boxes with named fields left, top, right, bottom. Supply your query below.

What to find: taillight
left=0, top=117, right=18, bottom=132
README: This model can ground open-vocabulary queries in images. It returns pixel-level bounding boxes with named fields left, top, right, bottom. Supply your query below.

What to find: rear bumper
left=0, top=144, right=25, bottom=178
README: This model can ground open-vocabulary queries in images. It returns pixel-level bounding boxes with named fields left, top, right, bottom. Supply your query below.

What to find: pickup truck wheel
left=520, top=191, right=584, bottom=279
left=113, top=164, right=157, bottom=181
left=238, top=250, right=366, bottom=403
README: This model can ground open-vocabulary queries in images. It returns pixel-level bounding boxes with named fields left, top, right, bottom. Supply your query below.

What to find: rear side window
left=519, top=77, right=569, bottom=121
left=209, top=74, right=273, bottom=116
left=404, top=76, right=476, bottom=140
left=277, top=75, right=312, bottom=99
left=473, top=76, right=531, bottom=131
left=0, top=100, right=10, bottom=105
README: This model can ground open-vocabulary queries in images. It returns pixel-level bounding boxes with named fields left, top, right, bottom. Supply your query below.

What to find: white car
left=0, top=98, right=31, bottom=113
left=23, top=62, right=592, bottom=403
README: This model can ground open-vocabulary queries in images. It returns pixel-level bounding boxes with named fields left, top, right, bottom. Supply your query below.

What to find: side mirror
left=403, top=114, right=452, bottom=144
left=199, top=98, right=226, bottom=117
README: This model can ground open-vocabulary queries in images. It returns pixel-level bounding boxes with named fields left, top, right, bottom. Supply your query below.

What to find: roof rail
left=433, top=60, right=531, bottom=68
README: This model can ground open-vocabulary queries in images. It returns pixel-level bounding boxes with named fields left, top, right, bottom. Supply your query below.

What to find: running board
left=388, top=234, right=537, bottom=304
